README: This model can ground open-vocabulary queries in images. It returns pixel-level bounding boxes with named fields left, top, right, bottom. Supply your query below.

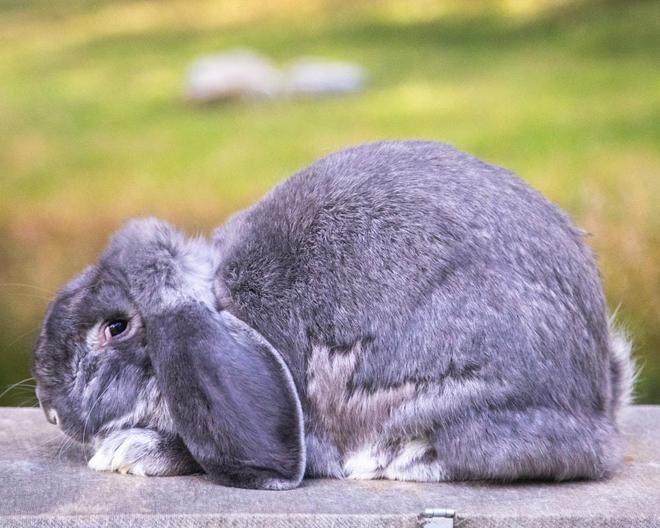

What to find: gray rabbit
left=33, top=141, right=634, bottom=489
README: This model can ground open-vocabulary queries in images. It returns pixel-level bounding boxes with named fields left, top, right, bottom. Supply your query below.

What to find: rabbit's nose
left=43, top=405, right=59, bottom=425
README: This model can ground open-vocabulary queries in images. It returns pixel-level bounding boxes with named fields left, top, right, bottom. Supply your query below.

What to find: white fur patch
left=382, top=439, right=447, bottom=481
left=343, top=446, right=384, bottom=480
left=88, top=429, right=160, bottom=476
left=608, top=319, right=636, bottom=413
left=307, top=344, right=417, bottom=453
left=46, top=407, right=59, bottom=425
left=308, top=343, right=451, bottom=482
left=343, top=439, right=447, bottom=482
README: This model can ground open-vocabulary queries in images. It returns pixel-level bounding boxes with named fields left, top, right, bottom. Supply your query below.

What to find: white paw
left=88, top=429, right=161, bottom=476
left=343, top=446, right=383, bottom=480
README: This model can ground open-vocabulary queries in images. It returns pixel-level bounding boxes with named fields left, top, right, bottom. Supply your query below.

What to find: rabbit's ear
left=146, top=304, right=305, bottom=490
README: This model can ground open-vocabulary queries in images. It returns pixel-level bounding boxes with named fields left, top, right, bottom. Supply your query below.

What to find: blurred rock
left=184, top=49, right=368, bottom=104
left=285, top=59, right=367, bottom=96
left=184, top=49, right=284, bottom=103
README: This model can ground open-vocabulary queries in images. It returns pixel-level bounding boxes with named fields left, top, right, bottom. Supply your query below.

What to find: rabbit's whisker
left=0, top=282, right=55, bottom=294
left=0, top=377, right=37, bottom=401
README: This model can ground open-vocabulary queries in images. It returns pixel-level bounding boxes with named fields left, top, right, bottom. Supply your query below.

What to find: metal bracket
left=419, top=508, right=456, bottom=528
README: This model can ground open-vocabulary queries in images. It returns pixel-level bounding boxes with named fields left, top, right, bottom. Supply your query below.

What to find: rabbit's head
left=33, top=218, right=305, bottom=489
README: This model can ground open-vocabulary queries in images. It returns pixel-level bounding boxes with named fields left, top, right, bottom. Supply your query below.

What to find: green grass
left=1, top=0, right=659, bottom=405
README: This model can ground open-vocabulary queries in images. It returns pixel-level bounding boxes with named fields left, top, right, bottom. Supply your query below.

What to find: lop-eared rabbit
left=33, top=141, right=633, bottom=489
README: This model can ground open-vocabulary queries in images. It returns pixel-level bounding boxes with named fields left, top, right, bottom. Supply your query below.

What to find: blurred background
left=1, top=0, right=659, bottom=406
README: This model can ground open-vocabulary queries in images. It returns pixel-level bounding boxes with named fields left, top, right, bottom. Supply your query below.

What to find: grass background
left=1, top=0, right=659, bottom=405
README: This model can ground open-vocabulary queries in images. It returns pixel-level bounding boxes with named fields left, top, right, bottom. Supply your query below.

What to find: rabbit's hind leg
left=432, top=406, right=623, bottom=482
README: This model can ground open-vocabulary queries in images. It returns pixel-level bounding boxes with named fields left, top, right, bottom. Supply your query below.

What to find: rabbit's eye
left=98, top=317, right=137, bottom=346
left=107, top=319, right=128, bottom=337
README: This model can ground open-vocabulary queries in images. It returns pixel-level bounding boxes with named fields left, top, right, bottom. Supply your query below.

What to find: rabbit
left=32, top=140, right=634, bottom=490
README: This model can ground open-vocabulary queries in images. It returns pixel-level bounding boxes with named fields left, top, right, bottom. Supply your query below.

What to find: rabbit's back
left=214, top=141, right=624, bottom=480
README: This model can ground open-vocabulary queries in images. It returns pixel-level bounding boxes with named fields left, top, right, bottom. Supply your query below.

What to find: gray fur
left=33, top=140, right=634, bottom=488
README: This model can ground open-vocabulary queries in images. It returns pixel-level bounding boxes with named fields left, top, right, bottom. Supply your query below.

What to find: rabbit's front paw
left=88, top=428, right=172, bottom=476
